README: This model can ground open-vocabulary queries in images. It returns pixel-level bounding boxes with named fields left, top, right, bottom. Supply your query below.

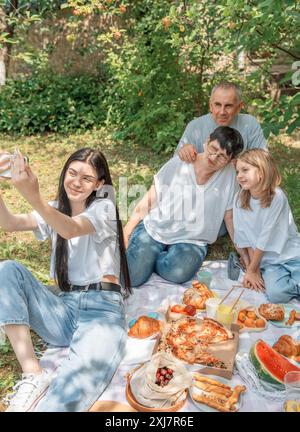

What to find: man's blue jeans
left=126, top=221, right=208, bottom=287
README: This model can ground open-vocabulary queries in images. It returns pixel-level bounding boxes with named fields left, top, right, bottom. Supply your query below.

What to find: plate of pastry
left=258, top=303, right=300, bottom=328
left=272, top=335, right=300, bottom=364
left=190, top=372, right=246, bottom=412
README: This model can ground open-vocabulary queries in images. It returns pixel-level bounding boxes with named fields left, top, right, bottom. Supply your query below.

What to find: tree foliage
left=0, top=0, right=299, bottom=148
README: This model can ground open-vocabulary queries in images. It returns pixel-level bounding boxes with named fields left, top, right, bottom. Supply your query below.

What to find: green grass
left=0, top=129, right=299, bottom=408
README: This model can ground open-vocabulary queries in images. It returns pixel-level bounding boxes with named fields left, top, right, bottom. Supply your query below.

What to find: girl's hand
left=11, top=151, right=40, bottom=205
left=243, top=270, right=265, bottom=292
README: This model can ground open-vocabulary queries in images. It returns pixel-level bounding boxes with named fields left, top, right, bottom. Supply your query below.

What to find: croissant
left=273, top=335, right=300, bottom=362
left=128, top=316, right=161, bottom=339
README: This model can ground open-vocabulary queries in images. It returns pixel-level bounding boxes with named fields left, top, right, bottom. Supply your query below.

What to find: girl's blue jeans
left=262, top=259, right=300, bottom=303
left=0, top=260, right=127, bottom=412
left=126, top=221, right=208, bottom=287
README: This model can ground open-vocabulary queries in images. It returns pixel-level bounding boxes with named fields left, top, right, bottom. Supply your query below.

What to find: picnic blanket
left=36, top=261, right=300, bottom=412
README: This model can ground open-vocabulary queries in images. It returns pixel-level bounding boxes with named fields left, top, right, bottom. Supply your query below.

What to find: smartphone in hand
left=0, top=155, right=29, bottom=179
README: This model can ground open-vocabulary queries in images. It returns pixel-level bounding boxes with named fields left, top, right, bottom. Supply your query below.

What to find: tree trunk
left=0, top=49, right=6, bottom=85
left=0, top=1, right=18, bottom=85
left=0, top=6, right=7, bottom=85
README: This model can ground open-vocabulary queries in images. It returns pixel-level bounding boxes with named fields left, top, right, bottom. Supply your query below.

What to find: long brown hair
left=55, top=148, right=131, bottom=294
left=236, top=149, right=281, bottom=210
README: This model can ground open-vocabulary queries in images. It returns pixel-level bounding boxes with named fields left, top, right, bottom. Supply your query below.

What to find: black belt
left=69, top=282, right=121, bottom=294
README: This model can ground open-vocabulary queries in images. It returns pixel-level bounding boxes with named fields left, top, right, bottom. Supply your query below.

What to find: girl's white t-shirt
left=233, top=188, right=300, bottom=267
left=143, top=155, right=238, bottom=246
left=31, top=198, right=120, bottom=285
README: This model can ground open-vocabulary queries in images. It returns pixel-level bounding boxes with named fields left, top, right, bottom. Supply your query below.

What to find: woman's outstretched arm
left=0, top=152, right=38, bottom=232
left=0, top=196, right=38, bottom=231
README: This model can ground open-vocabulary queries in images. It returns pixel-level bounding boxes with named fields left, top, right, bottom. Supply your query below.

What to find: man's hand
left=123, top=224, right=133, bottom=250
left=243, top=270, right=265, bottom=292
left=178, top=144, right=197, bottom=163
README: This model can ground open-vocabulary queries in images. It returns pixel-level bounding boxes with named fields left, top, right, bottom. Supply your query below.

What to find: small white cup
left=205, top=297, right=221, bottom=319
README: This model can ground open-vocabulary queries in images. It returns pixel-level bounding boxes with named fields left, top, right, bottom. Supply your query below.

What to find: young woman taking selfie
left=0, top=148, right=130, bottom=412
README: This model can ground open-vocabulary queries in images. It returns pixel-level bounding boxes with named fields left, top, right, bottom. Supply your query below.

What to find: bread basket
left=125, top=363, right=188, bottom=412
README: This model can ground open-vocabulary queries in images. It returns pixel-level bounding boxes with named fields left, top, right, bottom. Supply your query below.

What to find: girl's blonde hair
left=237, top=149, right=281, bottom=209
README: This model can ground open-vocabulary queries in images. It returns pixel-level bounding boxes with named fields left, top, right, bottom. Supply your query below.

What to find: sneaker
left=5, top=370, right=52, bottom=412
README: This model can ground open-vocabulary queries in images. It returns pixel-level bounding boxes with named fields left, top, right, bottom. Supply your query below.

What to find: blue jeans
left=0, top=260, right=127, bottom=412
left=126, top=221, right=208, bottom=287
left=262, top=259, right=300, bottom=303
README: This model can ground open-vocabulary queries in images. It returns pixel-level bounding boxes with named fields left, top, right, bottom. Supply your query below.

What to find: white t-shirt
left=143, top=155, right=238, bottom=246
left=32, top=199, right=120, bottom=285
left=176, top=113, right=267, bottom=153
left=233, top=188, right=300, bottom=267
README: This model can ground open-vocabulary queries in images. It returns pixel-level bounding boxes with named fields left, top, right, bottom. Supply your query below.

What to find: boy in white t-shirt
left=124, top=126, right=244, bottom=287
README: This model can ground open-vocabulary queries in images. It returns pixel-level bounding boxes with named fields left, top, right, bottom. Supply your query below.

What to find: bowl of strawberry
left=155, top=367, right=174, bottom=387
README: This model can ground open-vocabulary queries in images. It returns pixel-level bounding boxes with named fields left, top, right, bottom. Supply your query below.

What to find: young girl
left=0, top=148, right=130, bottom=412
left=234, top=149, right=300, bottom=303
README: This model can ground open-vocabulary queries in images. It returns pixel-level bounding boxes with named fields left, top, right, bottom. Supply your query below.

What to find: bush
left=0, top=72, right=106, bottom=134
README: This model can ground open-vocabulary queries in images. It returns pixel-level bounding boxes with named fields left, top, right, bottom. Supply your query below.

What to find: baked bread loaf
left=183, top=281, right=214, bottom=310
left=128, top=316, right=161, bottom=339
left=258, top=304, right=284, bottom=321
left=273, top=335, right=300, bottom=362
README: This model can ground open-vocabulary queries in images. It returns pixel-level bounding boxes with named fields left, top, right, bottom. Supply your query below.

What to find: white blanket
left=37, top=261, right=300, bottom=412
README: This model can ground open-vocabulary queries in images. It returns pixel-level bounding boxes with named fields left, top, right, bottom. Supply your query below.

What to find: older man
left=177, top=81, right=267, bottom=163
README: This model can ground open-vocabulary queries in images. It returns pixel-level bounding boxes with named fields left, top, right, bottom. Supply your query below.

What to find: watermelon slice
left=250, top=339, right=300, bottom=389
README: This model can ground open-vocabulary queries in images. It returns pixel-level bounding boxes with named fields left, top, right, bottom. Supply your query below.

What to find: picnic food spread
left=124, top=279, right=300, bottom=412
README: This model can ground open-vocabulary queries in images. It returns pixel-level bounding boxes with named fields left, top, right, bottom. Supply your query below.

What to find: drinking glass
left=284, top=371, right=300, bottom=412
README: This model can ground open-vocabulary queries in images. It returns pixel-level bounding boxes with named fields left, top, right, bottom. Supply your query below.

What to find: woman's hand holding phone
left=6, top=149, right=40, bottom=207
left=0, top=151, right=12, bottom=179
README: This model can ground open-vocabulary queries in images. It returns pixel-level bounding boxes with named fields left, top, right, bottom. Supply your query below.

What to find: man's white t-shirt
left=143, top=155, right=238, bottom=246
left=233, top=188, right=300, bottom=267
left=32, top=199, right=120, bottom=285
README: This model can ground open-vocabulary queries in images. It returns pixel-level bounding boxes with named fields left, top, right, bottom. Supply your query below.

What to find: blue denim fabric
left=0, top=260, right=126, bottom=412
left=126, top=221, right=208, bottom=287
left=262, top=259, right=300, bottom=303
